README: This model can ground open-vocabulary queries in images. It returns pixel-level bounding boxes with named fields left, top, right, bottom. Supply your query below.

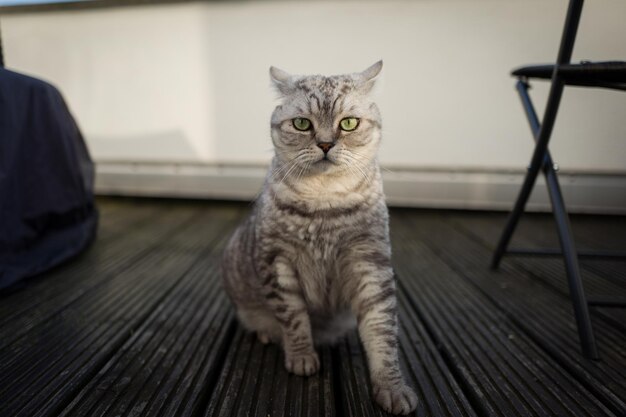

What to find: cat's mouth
left=316, top=156, right=335, bottom=165
left=311, top=157, right=336, bottom=172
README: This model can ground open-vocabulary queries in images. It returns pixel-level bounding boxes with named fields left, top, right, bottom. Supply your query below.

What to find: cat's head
left=269, top=61, right=383, bottom=178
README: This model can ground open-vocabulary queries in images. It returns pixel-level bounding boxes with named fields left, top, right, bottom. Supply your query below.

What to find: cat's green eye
left=293, top=118, right=312, bottom=131
left=340, top=117, right=359, bottom=131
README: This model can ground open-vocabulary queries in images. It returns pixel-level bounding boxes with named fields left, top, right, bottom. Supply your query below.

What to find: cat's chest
left=280, top=217, right=347, bottom=309
left=289, top=218, right=338, bottom=258
left=283, top=214, right=349, bottom=260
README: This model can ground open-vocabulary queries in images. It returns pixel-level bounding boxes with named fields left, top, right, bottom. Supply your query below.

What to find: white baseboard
left=95, top=162, right=626, bottom=214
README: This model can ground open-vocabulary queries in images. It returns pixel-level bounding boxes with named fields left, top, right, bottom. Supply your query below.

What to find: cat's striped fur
left=221, top=61, right=418, bottom=415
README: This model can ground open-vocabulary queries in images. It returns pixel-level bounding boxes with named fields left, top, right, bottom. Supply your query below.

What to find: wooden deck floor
left=1, top=197, right=624, bottom=417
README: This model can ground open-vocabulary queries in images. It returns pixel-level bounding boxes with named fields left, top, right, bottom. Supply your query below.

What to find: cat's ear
left=270, top=66, right=295, bottom=96
left=356, top=60, right=383, bottom=94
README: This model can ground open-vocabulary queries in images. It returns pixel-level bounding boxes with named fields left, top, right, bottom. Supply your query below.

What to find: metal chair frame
left=490, top=0, right=626, bottom=360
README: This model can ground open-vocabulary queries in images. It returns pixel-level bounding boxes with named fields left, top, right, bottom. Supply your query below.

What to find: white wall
left=3, top=3, right=216, bottom=161
left=2, top=0, right=626, bottom=210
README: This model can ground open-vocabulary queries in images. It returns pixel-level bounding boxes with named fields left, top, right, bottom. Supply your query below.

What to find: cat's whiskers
left=332, top=151, right=362, bottom=179
left=269, top=161, right=293, bottom=183
left=339, top=152, right=373, bottom=185
left=348, top=149, right=394, bottom=174
left=343, top=149, right=376, bottom=165
left=277, top=162, right=299, bottom=185
left=292, top=153, right=310, bottom=185
left=276, top=154, right=310, bottom=187
left=270, top=155, right=299, bottom=182
left=346, top=150, right=376, bottom=175
left=296, top=159, right=313, bottom=185
left=351, top=162, right=373, bottom=185
left=344, top=163, right=363, bottom=190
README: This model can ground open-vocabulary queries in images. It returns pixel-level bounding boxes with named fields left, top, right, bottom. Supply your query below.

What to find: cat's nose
left=317, top=142, right=335, bottom=154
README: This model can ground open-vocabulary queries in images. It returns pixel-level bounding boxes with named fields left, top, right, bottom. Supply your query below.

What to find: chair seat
left=512, top=61, right=626, bottom=90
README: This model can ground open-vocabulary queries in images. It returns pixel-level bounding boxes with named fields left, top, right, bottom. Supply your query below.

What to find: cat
left=221, top=61, right=418, bottom=415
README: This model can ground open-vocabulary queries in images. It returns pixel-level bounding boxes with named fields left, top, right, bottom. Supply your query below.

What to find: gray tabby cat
left=221, top=61, right=418, bottom=415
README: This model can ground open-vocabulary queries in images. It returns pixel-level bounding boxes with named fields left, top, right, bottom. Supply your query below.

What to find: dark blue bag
left=0, top=68, right=98, bottom=289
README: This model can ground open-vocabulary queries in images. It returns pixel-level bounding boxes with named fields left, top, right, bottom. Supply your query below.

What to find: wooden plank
left=334, top=305, right=477, bottom=417
left=509, top=214, right=626, bottom=285
left=1, top=200, right=622, bottom=417
left=204, top=327, right=336, bottom=417
left=0, top=202, right=189, bottom=349
left=448, top=211, right=626, bottom=290
left=335, top=333, right=386, bottom=417
left=468, top=212, right=626, bottom=282
left=394, top=210, right=625, bottom=416
left=391, top=211, right=618, bottom=417
left=396, top=293, right=477, bottom=417
left=443, top=212, right=626, bottom=327
left=58, top=253, right=235, bottom=417
left=0, top=203, right=241, bottom=417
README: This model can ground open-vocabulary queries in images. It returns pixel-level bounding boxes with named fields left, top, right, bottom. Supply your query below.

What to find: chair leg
left=490, top=157, right=542, bottom=269
left=493, top=0, right=585, bottom=270
left=491, top=78, right=562, bottom=270
left=499, top=79, right=599, bottom=359
left=544, top=164, right=599, bottom=359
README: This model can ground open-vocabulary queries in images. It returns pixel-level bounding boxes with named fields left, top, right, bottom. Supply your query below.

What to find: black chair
left=490, top=0, right=626, bottom=360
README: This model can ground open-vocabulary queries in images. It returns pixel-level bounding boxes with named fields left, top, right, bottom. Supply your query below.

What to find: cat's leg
left=348, top=258, right=418, bottom=415
left=262, top=256, right=319, bottom=376
left=223, top=229, right=283, bottom=346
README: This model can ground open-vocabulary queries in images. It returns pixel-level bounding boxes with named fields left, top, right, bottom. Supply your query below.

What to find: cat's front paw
left=372, top=383, right=418, bottom=415
left=284, top=351, right=320, bottom=376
